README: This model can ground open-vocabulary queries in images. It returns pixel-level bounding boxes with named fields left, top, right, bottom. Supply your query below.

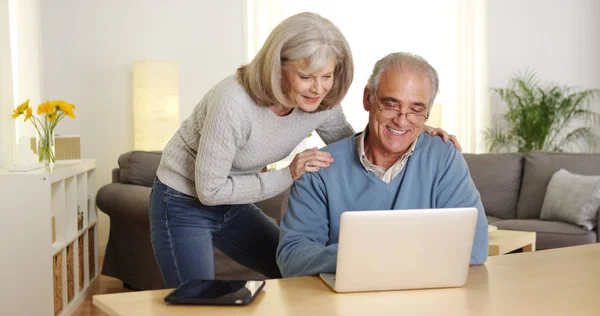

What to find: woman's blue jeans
left=149, top=178, right=282, bottom=288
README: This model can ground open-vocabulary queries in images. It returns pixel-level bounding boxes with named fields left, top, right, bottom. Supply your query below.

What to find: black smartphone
left=164, top=279, right=266, bottom=306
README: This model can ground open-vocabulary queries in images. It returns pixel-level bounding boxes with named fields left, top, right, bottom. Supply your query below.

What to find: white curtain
left=243, top=0, right=284, bottom=63
left=445, top=0, right=491, bottom=153
left=244, top=0, right=490, bottom=153
left=0, top=0, right=14, bottom=167
left=0, top=0, right=43, bottom=167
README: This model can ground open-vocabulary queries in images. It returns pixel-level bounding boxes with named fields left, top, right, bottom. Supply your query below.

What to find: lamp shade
left=132, top=61, right=179, bottom=151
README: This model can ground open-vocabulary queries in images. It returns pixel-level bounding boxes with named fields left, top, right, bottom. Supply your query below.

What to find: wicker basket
left=88, top=226, right=95, bottom=280
left=67, top=243, right=74, bottom=302
left=78, top=235, right=85, bottom=291
left=53, top=253, right=63, bottom=316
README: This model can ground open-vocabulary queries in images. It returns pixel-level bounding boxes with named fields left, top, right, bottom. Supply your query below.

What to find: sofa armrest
left=255, top=189, right=290, bottom=225
left=97, top=183, right=151, bottom=224
left=112, top=168, right=120, bottom=183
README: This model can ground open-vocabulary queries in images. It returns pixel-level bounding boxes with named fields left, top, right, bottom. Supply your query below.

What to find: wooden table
left=488, top=229, right=536, bottom=256
left=94, top=243, right=600, bottom=316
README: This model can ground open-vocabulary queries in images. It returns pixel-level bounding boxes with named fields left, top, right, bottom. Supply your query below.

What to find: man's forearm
left=469, top=206, right=489, bottom=264
left=276, top=243, right=338, bottom=277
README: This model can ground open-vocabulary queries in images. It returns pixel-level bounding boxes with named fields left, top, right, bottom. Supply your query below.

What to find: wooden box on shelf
left=30, top=135, right=82, bottom=161
left=0, top=160, right=99, bottom=316
left=52, top=215, right=56, bottom=243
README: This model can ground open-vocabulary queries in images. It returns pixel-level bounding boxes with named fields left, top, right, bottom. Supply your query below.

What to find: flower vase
left=37, top=129, right=56, bottom=168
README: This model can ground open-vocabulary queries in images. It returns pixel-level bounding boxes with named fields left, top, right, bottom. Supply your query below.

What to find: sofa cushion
left=540, top=169, right=600, bottom=230
left=486, top=215, right=502, bottom=223
left=516, top=152, right=600, bottom=219
left=493, top=219, right=597, bottom=249
left=463, top=153, right=523, bottom=219
left=118, top=151, right=162, bottom=187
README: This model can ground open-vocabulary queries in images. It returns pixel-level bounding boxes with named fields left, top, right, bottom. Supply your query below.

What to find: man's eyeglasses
left=374, top=94, right=428, bottom=124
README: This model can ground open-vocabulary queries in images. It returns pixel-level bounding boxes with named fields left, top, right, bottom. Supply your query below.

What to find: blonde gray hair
left=366, top=52, right=439, bottom=112
left=237, top=12, right=354, bottom=111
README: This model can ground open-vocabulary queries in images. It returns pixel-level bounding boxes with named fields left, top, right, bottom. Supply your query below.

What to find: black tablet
left=164, top=279, right=266, bottom=306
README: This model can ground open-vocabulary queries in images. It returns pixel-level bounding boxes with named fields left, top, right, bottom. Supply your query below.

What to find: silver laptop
left=320, top=207, right=478, bottom=293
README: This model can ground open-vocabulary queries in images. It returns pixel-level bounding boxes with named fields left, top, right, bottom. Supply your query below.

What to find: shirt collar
left=356, top=125, right=418, bottom=171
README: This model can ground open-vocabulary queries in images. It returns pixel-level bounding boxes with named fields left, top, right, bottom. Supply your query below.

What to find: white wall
left=488, top=0, right=600, bottom=119
left=39, top=0, right=245, bottom=252
left=33, top=0, right=600, bottom=253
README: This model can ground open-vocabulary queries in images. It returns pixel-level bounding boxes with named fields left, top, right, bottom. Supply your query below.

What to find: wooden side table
left=488, top=229, right=536, bottom=256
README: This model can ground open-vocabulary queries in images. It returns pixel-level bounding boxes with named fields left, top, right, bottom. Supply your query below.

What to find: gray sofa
left=464, top=152, right=600, bottom=249
left=97, top=151, right=600, bottom=290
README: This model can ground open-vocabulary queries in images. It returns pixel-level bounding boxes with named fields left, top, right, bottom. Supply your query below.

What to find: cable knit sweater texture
left=156, top=75, right=355, bottom=205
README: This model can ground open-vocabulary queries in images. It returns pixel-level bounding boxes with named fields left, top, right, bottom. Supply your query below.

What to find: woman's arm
left=193, top=95, right=294, bottom=205
left=315, top=106, right=355, bottom=145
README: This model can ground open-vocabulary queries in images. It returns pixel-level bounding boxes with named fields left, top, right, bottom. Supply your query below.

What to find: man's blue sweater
left=276, top=132, right=489, bottom=278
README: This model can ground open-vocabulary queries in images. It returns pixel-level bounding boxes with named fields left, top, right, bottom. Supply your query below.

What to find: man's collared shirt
left=355, top=126, right=417, bottom=184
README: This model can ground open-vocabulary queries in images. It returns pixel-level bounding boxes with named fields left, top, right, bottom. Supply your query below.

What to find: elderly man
left=276, top=52, right=489, bottom=278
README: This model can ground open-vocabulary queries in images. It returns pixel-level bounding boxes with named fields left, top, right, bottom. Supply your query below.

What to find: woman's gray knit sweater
left=156, top=75, right=354, bottom=205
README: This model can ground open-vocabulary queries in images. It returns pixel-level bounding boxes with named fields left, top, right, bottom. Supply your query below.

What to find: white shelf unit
left=0, top=160, right=99, bottom=316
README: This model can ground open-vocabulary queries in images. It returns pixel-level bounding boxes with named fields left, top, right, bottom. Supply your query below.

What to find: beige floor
left=71, top=257, right=132, bottom=316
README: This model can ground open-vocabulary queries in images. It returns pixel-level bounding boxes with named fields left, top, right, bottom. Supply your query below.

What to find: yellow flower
left=47, top=112, right=59, bottom=123
left=56, top=100, right=76, bottom=118
left=37, top=101, right=56, bottom=115
left=11, top=99, right=29, bottom=119
left=24, top=107, right=32, bottom=121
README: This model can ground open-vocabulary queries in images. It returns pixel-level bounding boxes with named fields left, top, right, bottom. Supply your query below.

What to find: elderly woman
left=150, top=12, right=458, bottom=287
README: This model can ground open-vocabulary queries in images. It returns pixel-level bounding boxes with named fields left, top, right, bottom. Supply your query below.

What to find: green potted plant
left=484, top=71, right=600, bottom=152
